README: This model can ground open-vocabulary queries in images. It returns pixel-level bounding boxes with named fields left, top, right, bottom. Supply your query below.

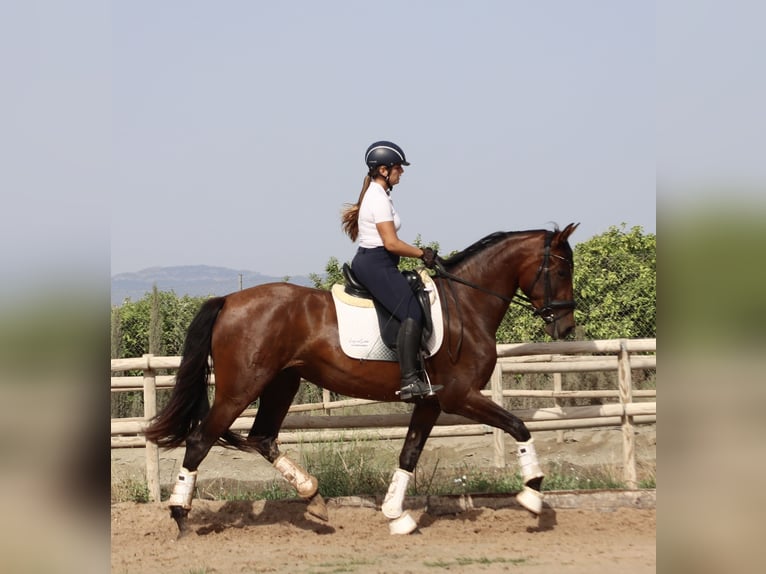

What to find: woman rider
left=340, top=141, right=442, bottom=401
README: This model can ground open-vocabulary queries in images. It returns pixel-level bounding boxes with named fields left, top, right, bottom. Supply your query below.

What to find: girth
left=341, top=263, right=433, bottom=350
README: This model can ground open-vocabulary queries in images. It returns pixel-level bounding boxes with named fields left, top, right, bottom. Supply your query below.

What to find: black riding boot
left=396, top=318, right=443, bottom=402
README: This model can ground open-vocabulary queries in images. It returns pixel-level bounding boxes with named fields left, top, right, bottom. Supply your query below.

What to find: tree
left=117, top=296, right=151, bottom=359
left=113, top=291, right=209, bottom=359
left=310, top=257, right=344, bottom=290
left=110, top=306, right=123, bottom=359
left=573, top=224, right=656, bottom=340
left=149, top=284, right=162, bottom=355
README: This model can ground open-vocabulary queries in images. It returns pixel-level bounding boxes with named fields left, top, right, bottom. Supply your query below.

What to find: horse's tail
left=144, top=296, right=245, bottom=449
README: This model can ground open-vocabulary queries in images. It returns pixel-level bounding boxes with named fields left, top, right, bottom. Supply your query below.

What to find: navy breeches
left=351, top=247, right=422, bottom=324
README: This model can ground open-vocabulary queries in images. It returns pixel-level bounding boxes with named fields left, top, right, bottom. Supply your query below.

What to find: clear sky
left=108, top=0, right=655, bottom=277
left=4, top=1, right=765, bottom=288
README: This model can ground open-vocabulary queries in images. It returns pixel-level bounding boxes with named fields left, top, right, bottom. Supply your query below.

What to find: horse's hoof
left=389, top=511, right=418, bottom=535
left=516, top=486, right=543, bottom=515
left=306, top=493, right=329, bottom=522
left=170, top=505, right=190, bottom=536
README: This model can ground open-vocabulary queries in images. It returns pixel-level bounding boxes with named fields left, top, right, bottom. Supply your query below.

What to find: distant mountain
left=111, top=265, right=315, bottom=306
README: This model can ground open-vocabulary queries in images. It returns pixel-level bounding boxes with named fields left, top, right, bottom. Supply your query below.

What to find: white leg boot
left=381, top=468, right=412, bottom=519
left=382, top=468, right=418, bottom=534
left=273, top=454, right=318, bottom=499
left=168, top=467, right=197, bottom=509
left=515, top=439, right=544, bottom=515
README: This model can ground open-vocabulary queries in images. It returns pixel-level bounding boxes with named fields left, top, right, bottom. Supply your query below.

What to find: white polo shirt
left=357, top=181, right=401, bottom=248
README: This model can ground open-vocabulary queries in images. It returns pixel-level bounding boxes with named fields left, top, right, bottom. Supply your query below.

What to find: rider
left=341, top=140, right=443, bottom=401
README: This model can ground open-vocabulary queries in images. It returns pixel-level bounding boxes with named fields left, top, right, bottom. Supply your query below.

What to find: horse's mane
left=440, top=228, right=556, bottom=271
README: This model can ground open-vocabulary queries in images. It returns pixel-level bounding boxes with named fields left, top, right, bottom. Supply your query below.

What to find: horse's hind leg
left=169, top=394, right=253, bottom=534
left=382, top=400, right=441, bottom=533
left=246, top=369, right=300, bottom=461
left=247, top=369, right=328, bottom=521
left=448, top=391, right=545, bottom=515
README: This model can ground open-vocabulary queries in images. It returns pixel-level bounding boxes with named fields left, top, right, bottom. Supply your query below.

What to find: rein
left=432, top=231, right=576, bottom=361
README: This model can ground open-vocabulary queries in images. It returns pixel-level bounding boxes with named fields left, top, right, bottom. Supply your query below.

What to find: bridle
left=519, top=231, right=577, bottom=325
left=432, top=231, right=575, bottom=360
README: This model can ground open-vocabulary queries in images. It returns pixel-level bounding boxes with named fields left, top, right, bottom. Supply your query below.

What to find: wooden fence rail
left=111, top=338, right=656, bottom=502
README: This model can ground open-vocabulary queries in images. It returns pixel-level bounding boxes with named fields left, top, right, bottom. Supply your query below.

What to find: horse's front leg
left=382, top=399, right=441, bottom=534
left=445, top=390, right=544, bottom=515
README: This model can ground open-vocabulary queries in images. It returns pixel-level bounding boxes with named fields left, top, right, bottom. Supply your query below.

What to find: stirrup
left=397, top=379, right=443, bottom=402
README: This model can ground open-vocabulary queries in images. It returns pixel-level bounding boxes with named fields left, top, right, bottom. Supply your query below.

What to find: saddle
left=341, top=263, right=433, bottom=351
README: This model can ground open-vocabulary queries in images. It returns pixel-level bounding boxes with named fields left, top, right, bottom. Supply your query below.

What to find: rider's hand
left=421, top=247, right=438, bottom=269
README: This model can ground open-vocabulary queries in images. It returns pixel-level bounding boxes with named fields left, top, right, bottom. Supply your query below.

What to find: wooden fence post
left=490, top=364, right=505, bottom=468
left=322, top=388, right=331, bottom=416
left=553, top=372, right=564, bottom=444
left=143, top=354, right=161, bottom=502
left=618, top=340, right=638, bottom=489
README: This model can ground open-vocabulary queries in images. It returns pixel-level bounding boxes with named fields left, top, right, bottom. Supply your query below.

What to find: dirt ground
left=111, top=426, right=656, bottom=573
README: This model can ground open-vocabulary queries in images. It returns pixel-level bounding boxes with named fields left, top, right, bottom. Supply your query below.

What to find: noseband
left=433, top=231, right=575, bottom=325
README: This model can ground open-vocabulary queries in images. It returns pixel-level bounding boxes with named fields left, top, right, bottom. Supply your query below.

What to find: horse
left=144, top=223, right=579, bottom=535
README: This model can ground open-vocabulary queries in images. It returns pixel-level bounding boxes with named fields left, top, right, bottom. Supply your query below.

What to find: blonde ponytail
left=341, top=174, right=373, bottom=242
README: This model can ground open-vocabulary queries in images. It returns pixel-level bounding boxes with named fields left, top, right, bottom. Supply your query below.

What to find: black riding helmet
left=365, top=141, right=410, bottom=169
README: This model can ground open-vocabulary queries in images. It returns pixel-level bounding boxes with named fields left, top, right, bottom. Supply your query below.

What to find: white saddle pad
left=331, top=270, right=444, bottom=362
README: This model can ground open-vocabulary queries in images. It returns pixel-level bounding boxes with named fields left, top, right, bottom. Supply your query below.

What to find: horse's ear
left=556, top=222, right=580, bottom=245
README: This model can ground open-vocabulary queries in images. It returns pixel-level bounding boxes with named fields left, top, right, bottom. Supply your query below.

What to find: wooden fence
left=111, top=338, right=656, bottom=502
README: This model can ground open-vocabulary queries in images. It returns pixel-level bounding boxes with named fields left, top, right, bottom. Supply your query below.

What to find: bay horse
left=144, top=223, right=579, bottom=535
